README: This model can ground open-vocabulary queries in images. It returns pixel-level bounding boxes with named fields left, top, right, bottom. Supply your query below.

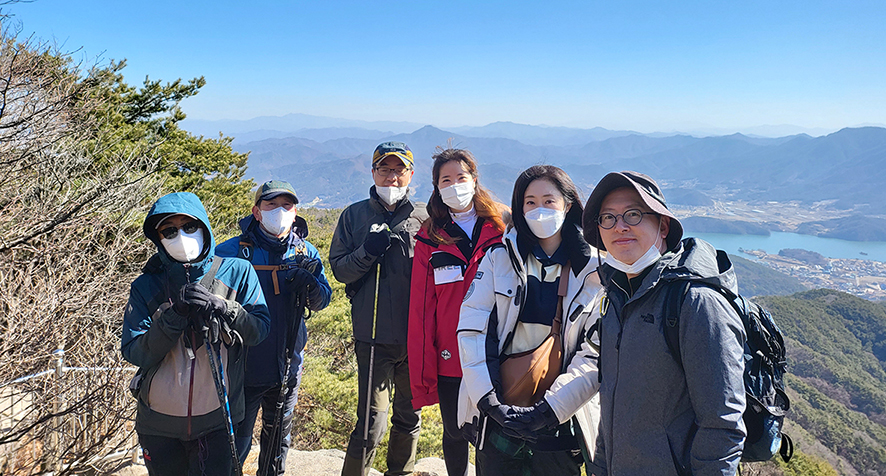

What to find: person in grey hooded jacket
left=582, top=172, right=746, bottom=476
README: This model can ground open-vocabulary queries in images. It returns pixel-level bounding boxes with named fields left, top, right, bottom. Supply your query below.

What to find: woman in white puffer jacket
left=457, top=165, right=604, bottom=476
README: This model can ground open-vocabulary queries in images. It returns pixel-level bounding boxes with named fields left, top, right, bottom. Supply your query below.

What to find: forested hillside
left=757, top=290, right=886, bottom=475
left=730, top=254, right=808, bottom=297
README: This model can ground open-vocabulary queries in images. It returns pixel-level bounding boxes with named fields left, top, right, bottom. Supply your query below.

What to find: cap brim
left=154, top=213, right=198, bottom=229
left=583, top=172, right=683, bottom=251
left=373, top=152, right=411, bottom=166
left=259, top=191, right=298, bottom=203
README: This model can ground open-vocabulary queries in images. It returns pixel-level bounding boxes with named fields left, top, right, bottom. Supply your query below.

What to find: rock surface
left=112, top=446, right=475, bottom=476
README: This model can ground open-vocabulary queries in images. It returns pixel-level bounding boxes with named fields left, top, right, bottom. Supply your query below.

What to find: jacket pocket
left=666, top=411, right=696, bottom=476
left=146, top=338, right=224, bottom=417
left=493, top=274, right=520, bottom=299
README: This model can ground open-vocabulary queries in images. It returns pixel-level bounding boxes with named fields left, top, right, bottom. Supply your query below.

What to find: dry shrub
left=0, top=21, right=160, bottom=474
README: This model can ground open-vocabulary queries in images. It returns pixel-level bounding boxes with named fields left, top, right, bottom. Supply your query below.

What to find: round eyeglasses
left=596, top=209, right=657, bottom=229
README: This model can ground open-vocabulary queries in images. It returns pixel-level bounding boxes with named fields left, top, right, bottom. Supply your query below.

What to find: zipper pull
left=184, top=330, right=196, bottom=361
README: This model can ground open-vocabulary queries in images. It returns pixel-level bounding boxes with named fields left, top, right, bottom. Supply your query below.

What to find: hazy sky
left=7, top=1, right=885, bottom=133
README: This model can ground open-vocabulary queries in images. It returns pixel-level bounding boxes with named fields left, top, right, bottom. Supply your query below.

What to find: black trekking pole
left=360, top=255, right=383, bottom=472
left=205, top=322, right=242, bottom=476
left=260, top=288, right=307, bottom=475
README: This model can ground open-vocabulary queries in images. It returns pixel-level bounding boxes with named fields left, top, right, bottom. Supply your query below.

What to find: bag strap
left=552, top=261, right=570, bottom=336
left=500, top=260, right=571, bottom=356
left=663, top=279, right=746, bottom=367
left=200, top=256, right=224, bottom=288
left=662, top=280, right=692, bottom=368
left=780, top=433, right=794, bottom=462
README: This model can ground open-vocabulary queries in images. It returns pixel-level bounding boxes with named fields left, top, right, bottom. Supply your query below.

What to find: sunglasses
left=159, top=221, right=201, bottom=240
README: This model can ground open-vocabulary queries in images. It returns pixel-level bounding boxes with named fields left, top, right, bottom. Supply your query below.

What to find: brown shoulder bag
left=499, top=262, right=569, bottom=406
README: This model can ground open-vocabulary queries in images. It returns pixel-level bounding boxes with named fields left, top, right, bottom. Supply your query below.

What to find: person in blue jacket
left=122, top=192, right=271, bottom=476
left=216, top=180, right=332, bottom=475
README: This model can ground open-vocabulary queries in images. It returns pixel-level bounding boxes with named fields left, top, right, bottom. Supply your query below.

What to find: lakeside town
left=667, top=199, right=886, bottom=301
left=739, top=248, right=886, bottom=301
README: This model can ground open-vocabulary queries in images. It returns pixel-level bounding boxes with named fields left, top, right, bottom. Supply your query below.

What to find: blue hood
left=143, top=192, right=216, bottom=273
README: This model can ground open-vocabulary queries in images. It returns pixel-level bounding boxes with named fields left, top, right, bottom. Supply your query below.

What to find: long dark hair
left=511, top=165, right=584, bottom=245
left=424, top=148, right=505, bottom=245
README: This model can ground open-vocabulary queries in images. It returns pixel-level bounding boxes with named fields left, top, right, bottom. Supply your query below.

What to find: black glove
left=508, top=399, right=560, bottom=437
left=363, top=223, right=392, bottom=256
left=182, top=282, right=227, bottom=319
left=476, top=391, right=535, bottom=441
left=172, top=284, right=192, bottom=318
left=295, top=256, right=323, bottom=277
left=283, top=267, right=317, bottom=294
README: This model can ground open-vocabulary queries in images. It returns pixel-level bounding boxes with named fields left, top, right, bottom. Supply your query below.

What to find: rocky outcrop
left=113, top=447, right=475, bottom=476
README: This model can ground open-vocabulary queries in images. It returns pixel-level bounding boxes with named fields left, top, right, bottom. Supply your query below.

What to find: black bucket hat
left=582, top=171, right=683, bottom=252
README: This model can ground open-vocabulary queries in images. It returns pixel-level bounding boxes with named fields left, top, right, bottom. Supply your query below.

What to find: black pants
left=235, top=381, right=300, bottom=475
left=475, top=423, right=583, bottom=476
left=140, top=429, right=234, bottom=476
left=438, top=375, right=469, bottom=476
left=342, top=341, right=421, bottom=476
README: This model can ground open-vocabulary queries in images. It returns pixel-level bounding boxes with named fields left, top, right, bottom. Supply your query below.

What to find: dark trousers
left=139, top=429, right=234, bottom=476
left=235, top=378, right=300, bottom=476
left=438, top=375, right=469, bottom=476
left=475, top=424, right=583, bottom=476
left=342, top=342, right=421, bottom=476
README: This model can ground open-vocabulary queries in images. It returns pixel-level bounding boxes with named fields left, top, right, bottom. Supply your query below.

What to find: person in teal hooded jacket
left=122, top=192, right=270, bottom=476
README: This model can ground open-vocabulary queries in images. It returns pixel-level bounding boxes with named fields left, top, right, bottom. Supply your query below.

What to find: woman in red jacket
left=409, top=148, right=506, bottom=476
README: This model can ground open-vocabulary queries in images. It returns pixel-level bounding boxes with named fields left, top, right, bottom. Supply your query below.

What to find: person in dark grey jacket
left=329, top=142, right=428, bottom=476
left=582, top=171, right=746, bottom=476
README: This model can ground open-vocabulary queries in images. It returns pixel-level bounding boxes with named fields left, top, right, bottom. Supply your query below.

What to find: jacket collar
left=508, top=223, right=593, bottom=277
left=598, top=237, right=738, bottom=301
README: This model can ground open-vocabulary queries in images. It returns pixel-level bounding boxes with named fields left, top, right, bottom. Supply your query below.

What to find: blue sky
left=6, top=0, right=885, bottom=133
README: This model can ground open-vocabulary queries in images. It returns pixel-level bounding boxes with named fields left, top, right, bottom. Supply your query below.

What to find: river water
left=689, top=231, right=886, bottom=262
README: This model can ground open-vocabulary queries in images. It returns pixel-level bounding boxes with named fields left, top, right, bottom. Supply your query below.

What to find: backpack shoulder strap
left=200, top=256, right=224, bottom=288
left=662, top=280, right=693, bottom=367
left=663, top=280, right=747, bottom=366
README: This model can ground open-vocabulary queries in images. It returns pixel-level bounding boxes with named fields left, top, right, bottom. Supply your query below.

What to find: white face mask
left=376, top=186, right=409, bottom=206
left=602, top=223, right=665, bottom=274
left=603, top=244, right=662, bottom=275
left=439, top=181, right=475, bottom=211
left=260, top=206, right=296, bottom=237
left=524, top=207, right=566, bottom=239
left=161, top=228, right=205, bottom=263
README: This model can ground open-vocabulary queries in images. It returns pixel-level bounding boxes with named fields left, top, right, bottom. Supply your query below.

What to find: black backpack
left=663, top=278, right=794, bottom=463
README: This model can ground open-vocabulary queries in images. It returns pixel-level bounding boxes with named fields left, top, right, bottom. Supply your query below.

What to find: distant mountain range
left=181, top=117, right=886, bottom=222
